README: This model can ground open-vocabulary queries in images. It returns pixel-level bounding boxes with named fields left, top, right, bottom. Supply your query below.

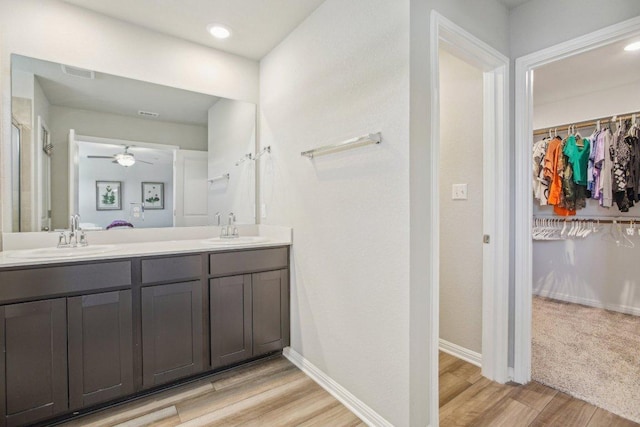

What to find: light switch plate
left=452, top=184, right=468, bottom=200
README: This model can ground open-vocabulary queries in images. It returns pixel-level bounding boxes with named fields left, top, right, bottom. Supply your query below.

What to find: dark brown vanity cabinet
left=0, top=260, right=133, bottom=427
left=252, top=269, right=289, bottom=356
left=0, top=299, right=68, bottom=427
left=209, top=248, right=290, bottom=369
left=140, top=254, right=204, bottom=388
left=141, top=280, right=204, bottom=388
left=0, top=246, right=289, bottom=426
left=67, top=290, right=134, bottom=409
left=210, top=274, right=252, bottom=368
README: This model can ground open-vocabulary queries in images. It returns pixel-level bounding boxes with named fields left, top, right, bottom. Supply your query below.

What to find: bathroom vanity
left=0, top=236, right=290, bottom=427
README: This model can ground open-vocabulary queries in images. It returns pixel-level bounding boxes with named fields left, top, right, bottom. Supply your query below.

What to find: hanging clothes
left=600, top=128, right=614, bottom=208
left=612, top=122, right=632, bottom=211
left=562, top=135, right=590, bottom=211
left=591, top=129, right=605, bottom=200
left=533, top=115, right=640, bottom=216
left=533, top=138, right=549, bottom=205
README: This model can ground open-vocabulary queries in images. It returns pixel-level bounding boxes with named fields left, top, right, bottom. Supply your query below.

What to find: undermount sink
left=201, top=236, right=270, bottom=246
left=7, top=244, right=119, bottom=259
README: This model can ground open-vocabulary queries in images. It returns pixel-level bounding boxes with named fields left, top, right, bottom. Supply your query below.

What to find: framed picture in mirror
left=96, top=181, right=122, bottom=210
left=142, top=182, right=164, bottom=210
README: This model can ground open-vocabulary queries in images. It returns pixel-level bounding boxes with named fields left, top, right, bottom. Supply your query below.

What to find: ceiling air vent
left=138, top=110, right=160, bottom=118
left=61, top=64, right=95, bottom=79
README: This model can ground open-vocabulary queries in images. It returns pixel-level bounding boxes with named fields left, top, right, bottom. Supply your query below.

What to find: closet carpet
left=532, top=296, right=640, bottom=423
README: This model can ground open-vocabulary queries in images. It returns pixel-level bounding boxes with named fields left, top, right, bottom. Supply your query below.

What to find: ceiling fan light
left=116, top=153, right=136, bottom=167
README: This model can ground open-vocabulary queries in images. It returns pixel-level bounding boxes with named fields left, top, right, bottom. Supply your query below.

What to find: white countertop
left=0, top=225, right=292, bottom=268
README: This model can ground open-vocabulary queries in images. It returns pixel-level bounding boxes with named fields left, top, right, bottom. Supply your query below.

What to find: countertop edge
left=0, top=239, right=292, bottom=269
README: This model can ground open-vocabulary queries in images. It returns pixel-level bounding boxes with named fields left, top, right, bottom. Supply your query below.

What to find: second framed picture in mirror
left=142, top=182, right=164, bottom=210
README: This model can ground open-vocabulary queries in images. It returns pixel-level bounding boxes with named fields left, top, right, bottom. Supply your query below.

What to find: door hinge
left=483, top=234, right=490, bottom=244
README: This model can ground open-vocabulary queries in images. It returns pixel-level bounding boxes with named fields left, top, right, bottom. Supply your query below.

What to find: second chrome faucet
left=220, top=212, right=239, bottom=239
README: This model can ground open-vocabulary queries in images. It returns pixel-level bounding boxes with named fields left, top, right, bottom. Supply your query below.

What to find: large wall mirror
left=9, top=54, right=257, bottom=232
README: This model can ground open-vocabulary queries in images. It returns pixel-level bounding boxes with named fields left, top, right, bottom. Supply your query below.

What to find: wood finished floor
left=57, top=352, right=639, bottom=427
left=60, top=356, right=364, bottom=427
left=439, top=351, right=640, bottom=427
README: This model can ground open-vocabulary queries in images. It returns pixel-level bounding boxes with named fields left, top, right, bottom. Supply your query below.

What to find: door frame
left=429, top=11, right=510, bottom=426
left=513, top=15, right=640, bottom=384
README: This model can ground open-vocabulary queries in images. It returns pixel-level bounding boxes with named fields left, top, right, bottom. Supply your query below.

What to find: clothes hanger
left=602, top=220, right=621, bottom=246
left=580, top=220, right=594, bottom=238
left=560, top=219, right=570, bottom=239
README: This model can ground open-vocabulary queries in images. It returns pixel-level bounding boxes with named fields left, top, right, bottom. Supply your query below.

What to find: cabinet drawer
left=0, top=261, right=132, bottom=304
left=141, top=255, right=202, bottom=284
left=209, top=248, right=288, bottom=277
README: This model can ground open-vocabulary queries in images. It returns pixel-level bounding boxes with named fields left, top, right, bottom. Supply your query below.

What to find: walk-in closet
left=531, top=35, right=640, bottom=424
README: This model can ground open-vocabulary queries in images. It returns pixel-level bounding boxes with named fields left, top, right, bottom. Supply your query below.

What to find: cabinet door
left=141, top=281, right=203, bottom=388
left=0, top=299, right=67, bottom=427
left=210, top=275, right=252, bottom=368
left=68, top=290, right=133, bottom=409
left=252, top=269, right=289, bottom=356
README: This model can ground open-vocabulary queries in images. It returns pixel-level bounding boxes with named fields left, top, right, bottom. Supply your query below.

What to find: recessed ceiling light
left=624, top=41, right=640, bottom=51
left=207, top=24, right=231, bottom=39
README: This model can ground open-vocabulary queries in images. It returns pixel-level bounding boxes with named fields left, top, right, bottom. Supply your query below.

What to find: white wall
left=439, top=49, right=484, bottom=354
left=0, top=0, right=259, bottom=233
left=33, top=77, right=50, bottom=130
left=48, top=105, right=206, bottom=229
left=534, top=80, right=640, bottom=130
left=33, top=76, right=51, bottom=230
left=207, top=99, right=256, bottom=225
left=51, top=105, right=207, bottom=151
left=260, top=0, right=410, bottom=424
left=77, top=141, right=174, bottom=229
left=509, top=0, right=640, bottom=58
left=11, top=69, right=34, bottom=99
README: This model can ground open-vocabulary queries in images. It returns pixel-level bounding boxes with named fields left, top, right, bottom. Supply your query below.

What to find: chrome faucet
left=214, top=212, right=221, bottom=226
left=58, top=214, right=88, bottom=248
left=220, top=212, right=239, bottom=239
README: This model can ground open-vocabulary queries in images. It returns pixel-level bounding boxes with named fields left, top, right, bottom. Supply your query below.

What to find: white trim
left=430, top=11, right=510, bottom=427
left=513, top=15, right=640, bottom=385
left=439, top=339, right=482, bottom=367
left=428, top=12, right=441, bottom=427
left=283, top=347, right=393, bottom=427
left=533, top=290, right=640, bottom=317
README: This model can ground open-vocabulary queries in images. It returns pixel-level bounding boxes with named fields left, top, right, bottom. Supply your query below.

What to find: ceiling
left=61, top=0, right=326, bottom=60
left=533, top=36, right=640, bottom=106
left=497, top=0, right=531, bottom=9
left=12, top=55, right=218, bottom=126
left=60, top=0, right=534, bottom=60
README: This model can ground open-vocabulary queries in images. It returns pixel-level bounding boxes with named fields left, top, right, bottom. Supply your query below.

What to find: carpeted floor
left=532, top=296, right=640, bottom=423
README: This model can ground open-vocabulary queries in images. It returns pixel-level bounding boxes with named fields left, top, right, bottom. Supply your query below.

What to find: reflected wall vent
left=138, top=110, right=160, bottom=118
left=61, top=64, right=95, bottom=79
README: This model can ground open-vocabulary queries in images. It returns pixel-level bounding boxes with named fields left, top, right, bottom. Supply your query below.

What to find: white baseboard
left=534, top=289, right=640, bottom=317
left=282, top=347, right=393, bottom=427
left=439, top=339, right=482, bottom=367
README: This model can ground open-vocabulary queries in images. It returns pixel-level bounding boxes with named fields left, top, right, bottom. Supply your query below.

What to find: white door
left=175, top=150, right=208, bottom=226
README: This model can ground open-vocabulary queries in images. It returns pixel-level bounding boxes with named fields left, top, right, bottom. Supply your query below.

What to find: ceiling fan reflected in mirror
left=87, top=146, right=153, bottom=167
